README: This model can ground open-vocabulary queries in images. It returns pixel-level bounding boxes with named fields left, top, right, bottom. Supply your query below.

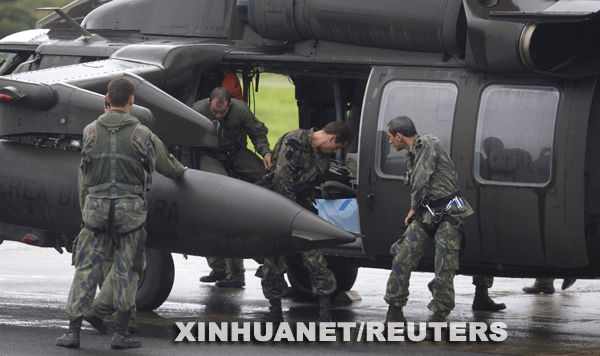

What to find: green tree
left=0, top=4, right=36, bottom=39
left=0, top=0, right=73, bottom=39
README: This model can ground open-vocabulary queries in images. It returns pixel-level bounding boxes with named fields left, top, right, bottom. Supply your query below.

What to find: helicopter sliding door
left=471, top=77, right=594, bottom=269
left=357, top=66, right=469, bottom=262
left=358, top=66, right=593, bottom=271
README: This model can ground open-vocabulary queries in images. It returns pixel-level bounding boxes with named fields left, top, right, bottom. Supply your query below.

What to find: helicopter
left=0, top=0, right=599, bottom=309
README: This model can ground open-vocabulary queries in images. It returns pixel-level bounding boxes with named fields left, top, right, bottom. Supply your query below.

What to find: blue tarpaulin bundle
left=315, top=198, right=360, bottom=233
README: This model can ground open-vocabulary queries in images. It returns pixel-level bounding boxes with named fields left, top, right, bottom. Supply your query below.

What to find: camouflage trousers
left=261, top=249, right=337, bottom=300
left=90, top=255, right=144, bottom=327
left=66, top=196, right=146, bottom=320
left=385, top=219, right=462, bottom=317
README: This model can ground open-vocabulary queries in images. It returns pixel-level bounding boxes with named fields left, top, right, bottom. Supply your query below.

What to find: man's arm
left=271, top=137, right=304, bottom=201
left=241, top=107, right=271, bottom=158
left=152, top=133, right=185, bottom=178
left=410, top=140, right=437, bottom=210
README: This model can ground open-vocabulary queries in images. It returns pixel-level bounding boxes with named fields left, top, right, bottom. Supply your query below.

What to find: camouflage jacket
left=192, top=98, right=271, bottom=157
left=264, top=128, right=330, bottom=204
left=78, top=111, right=185, bottom=208
left=407, top=134, right=473, bottom=219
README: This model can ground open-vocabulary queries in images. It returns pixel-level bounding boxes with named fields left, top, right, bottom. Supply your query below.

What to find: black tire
left=287, top=262, right=358, bottom=300
left=136, top=248, right=175, bottom=311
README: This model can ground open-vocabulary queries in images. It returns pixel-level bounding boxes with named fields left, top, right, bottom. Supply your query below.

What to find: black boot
left=318, top=296, right=332, bottom=323
left=424, top=314, right=447, bottom=341
left=385, top=305, right=406, bottom=324
left=110, top=311, right=141, bottom=349
left=55, top=316, right=82, bottom=348
left=83, top=312, right=108, bottom=334
left=260, top=299, right=284, bottom=323
left=472, top=286, right=506, bottom=311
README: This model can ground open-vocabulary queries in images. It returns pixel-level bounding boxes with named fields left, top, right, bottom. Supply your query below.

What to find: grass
left=245, top=73, right=298, bottom=152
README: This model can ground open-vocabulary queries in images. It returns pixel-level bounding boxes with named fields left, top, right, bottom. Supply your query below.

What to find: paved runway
left=1, top=242, right=599, bottom=355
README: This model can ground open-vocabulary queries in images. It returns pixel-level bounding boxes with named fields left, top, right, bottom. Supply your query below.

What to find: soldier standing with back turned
left=55, top=78, right=186, bottom=349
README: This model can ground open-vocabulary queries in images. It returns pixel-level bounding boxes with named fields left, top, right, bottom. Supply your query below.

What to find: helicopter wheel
left=136, top=248, right=175, bottom=311
left=287, top=262, right=358, bottom=300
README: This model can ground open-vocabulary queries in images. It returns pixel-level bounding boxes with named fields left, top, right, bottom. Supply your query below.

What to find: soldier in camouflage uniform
left=192, top=87, right=272, bottom=288
left=80, top=101, right=141, bottom=337
left=56, top=78, right=186, bottom=349
left=383, top=116, right=473, bottom=336
left=260, top=121, right=351, bottom=323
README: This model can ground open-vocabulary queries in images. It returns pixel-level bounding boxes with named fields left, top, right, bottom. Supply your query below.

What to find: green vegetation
left=248, top=74, right=298, bottom=151
left=0, top=0, right=72, bottom=39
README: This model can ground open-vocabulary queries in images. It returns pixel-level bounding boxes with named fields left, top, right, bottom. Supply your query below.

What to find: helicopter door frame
left=358, top=66, right=594, bottom=271
left=357, top=66, right=471, bottom=262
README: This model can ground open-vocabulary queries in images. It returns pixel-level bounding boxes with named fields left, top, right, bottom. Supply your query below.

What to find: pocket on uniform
left=389, top=229, right=409, bottom=255
left=82, top=197, right=109, bottom=230
left=113, top=197, right=147, bottom=233
left=85, top=196, right=100, bottom=210
left=442, top=225, right=462, bottom=271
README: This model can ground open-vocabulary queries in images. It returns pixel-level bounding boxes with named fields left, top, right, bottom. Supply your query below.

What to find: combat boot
left=318, top=296, right=332, bottom=323
left=110, top=311, right=141, bottom=349
left=472, top=286, right=506, bottom=311
left=424, top=313, right=447, bottom=341
left=55, top=316, right=83, bottom=348
left=260, top=298, right=284, bottom=323
left=384, top=305, right=406, bottom=325
left=83, top=311, right=108, bottom=334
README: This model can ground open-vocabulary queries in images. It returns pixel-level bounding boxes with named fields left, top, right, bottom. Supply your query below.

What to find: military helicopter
left=1, top=0, right=599, bottom=309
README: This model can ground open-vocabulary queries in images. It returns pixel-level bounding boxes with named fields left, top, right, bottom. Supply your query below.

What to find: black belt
left=414, top=192, right=466, bottom=250
left=421, top=191, right=461, bottom=212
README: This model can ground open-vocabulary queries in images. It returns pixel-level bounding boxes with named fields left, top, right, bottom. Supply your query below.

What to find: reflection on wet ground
left=1, top=243, right=600, bottom=355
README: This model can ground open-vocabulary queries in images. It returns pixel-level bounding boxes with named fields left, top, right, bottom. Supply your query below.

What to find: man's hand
left=405, top=208, right=416, bottom=226
left=263, top=154, right=272, bottom=170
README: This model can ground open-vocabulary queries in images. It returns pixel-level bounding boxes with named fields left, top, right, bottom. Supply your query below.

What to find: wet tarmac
left=1, top=242, right=600, bottom=355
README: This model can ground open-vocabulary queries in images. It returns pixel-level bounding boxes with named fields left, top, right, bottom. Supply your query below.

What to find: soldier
left=80, top=99, right=140, bottom=336
left=192, top=86, right=272, bottom=288
left=383, top=115, right=473, bottom=339
left=55, top=78, right=186, bottom=349
left=259, top=121, right=351, bottom=323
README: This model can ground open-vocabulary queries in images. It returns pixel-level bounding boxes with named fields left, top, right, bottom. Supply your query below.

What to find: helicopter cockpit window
left=376, top=80, right=457, bottom=179
left=474, top=85, right=559, bottom=186
left=0, top=52, right=16, bottom=75
left=0, top=51, right=34, bottom=75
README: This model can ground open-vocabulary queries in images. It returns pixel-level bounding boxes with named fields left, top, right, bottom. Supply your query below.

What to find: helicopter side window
left=0, top=52, right=17, bottom=75
left=474, top=85, right=559, bottom=187
left=376, top=80, right=457, bottom=179
left=0, top=51, right=36, bottom=75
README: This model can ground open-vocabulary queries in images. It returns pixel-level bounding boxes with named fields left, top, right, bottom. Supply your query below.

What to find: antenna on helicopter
left=36, top=7, right=100, bottom=42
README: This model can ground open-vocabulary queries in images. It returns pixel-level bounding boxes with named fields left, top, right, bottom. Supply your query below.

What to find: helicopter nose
left=290, top=209, right=356, bottom=245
